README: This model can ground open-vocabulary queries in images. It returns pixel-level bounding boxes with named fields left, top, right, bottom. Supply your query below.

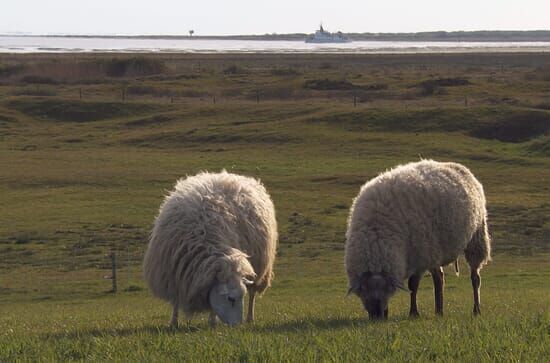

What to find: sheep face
left=208, top=276, right=253, bottom=326
left=351, top=272, right=403, bottom=320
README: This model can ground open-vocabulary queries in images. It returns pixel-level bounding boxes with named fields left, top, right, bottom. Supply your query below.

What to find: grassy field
left=0, top=52, right=549, bottom=361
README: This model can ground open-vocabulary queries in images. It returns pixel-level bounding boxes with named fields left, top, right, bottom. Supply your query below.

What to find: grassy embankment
left=0, top=53, right=548, bottom=360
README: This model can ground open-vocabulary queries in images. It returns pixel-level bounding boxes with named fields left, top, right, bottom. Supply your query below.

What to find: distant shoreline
left=3, top=30, right=550, bottom=42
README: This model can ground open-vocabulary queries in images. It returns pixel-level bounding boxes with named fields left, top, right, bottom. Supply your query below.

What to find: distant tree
left=189, top=30, right=194, bottom=37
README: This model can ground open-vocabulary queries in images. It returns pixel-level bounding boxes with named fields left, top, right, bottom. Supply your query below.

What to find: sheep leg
left=246, top=290, right=256, bottom=323
left=430, top=267, right=444, bottom=315
left=170, top=302, right=179, bottom=328
left=209, top=311, right=218, bottom=328
left=471, top=268, right=481, bottom=315
left=384, top=307, right=388, bottom=319
left=408, top=273, right=422, bottom=317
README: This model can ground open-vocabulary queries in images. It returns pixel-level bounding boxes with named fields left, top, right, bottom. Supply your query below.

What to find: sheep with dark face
left=143, top=171, right=277, bottom=327
left=345, top=160, right=491, bottom=319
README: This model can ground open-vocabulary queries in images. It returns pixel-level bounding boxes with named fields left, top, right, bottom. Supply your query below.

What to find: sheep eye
left=227, top=296, right=236, bottom=305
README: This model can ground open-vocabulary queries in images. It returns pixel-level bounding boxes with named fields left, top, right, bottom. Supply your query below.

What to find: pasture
left=0, top=52, right=549, bottom=361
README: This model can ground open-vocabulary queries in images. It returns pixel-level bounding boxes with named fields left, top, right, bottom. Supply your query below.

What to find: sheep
left=143, top=170, right=278, bottom=327
left=345, top=160, right=491, bottom=319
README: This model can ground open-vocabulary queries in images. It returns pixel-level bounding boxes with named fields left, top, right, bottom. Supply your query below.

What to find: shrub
left=126, top=85, right=208, bottom=98
left=104, top=57, right=166, bottom=77
left=524, top=64, right=550, bottom=82
left=525, top=136, right=550, bottom=156
left=418, top=78, right=470, bottom=96
left=471, top=111, right=550, bottom=143
left=8, top=99, right=159, bottom=123
left=12, top=86, right=57, bottom=96
left=19, top=75, right=59, bottom=84
left=304, top=79, right=387, bottom=92
left=270, top=67, right=300, bottom=76
left=0, top=64, right=25, bottom=77
left=223, top=65, right=245, bottom=75
left=304, top=79, right=356, bottom=90
left=248, top=86, right=294, bottom=100
left=363, top=83, right=388, bottom=91
left=419, top=81, right=439, bottom=96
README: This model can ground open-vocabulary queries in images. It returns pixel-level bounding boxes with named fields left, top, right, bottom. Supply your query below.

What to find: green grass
left=0, top=52, right=549, bottom=361
left=1, top=254, right=548, bottom=361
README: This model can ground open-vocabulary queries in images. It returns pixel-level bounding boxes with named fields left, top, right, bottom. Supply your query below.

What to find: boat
left=305, top=24, right=351, bottom=43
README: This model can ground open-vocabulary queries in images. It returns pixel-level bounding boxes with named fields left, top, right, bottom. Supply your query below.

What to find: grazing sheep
left=345, top=160, right=491, bottom=319
left=143, top=171, right=277, bottom=327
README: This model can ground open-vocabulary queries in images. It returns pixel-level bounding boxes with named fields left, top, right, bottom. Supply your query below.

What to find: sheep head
left=208, top=249, right=256, bottom=326
left=208, top=275, right=254, bottom=326
left=349, top=271, right=405, bottom=320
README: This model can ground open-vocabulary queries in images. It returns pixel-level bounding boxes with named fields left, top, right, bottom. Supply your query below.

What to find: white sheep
left=143, top=170, right=278, bottom=327
left=345, top=160, right=491, bottom=319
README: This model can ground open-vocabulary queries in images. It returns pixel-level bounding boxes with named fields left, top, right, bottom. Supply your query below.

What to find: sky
left=2, top=0, right=549, bottom=35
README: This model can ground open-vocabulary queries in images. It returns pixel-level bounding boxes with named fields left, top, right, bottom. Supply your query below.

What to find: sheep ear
left=391, top=277, right=407, bottom=291
left=346, top=285, right=359, bottom=296
left=242, top=277, right=254, bottom=286
left=347, top=277, right=363, bottom=296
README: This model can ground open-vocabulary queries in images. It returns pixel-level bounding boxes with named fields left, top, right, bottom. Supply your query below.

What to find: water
left=1, top=36, right=550, bottom=53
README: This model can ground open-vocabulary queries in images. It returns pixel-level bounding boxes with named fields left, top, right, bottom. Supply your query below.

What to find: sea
left=1, top=36, right=550, bottom=53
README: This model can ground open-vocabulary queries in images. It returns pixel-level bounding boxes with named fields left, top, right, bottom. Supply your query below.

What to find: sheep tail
left=454, top=259, right=460, bottom=277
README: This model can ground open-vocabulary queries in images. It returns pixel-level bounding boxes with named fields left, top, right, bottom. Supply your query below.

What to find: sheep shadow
left=41, top=324, right=201, bottom=340
left=42, top=317, right=371, bottom=340
left=249, top=316, right=369, bottom=334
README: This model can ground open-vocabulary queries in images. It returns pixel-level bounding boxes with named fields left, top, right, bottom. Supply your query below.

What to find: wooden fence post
left=110, top=252, right=117, bottom=293
left=127, top=242, right=131, bottom=290
left=72, top=245, right=77, bottom=270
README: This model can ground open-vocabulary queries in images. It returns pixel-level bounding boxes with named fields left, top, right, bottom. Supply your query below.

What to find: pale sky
left=2, top=0, right=549, bottom=35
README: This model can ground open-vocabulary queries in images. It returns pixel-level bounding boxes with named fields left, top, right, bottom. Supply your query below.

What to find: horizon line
left=2, top=29, right=550, bottom=38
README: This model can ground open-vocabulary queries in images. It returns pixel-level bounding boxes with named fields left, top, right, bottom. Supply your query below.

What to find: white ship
left=305, top=24, right=351, bottom=43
